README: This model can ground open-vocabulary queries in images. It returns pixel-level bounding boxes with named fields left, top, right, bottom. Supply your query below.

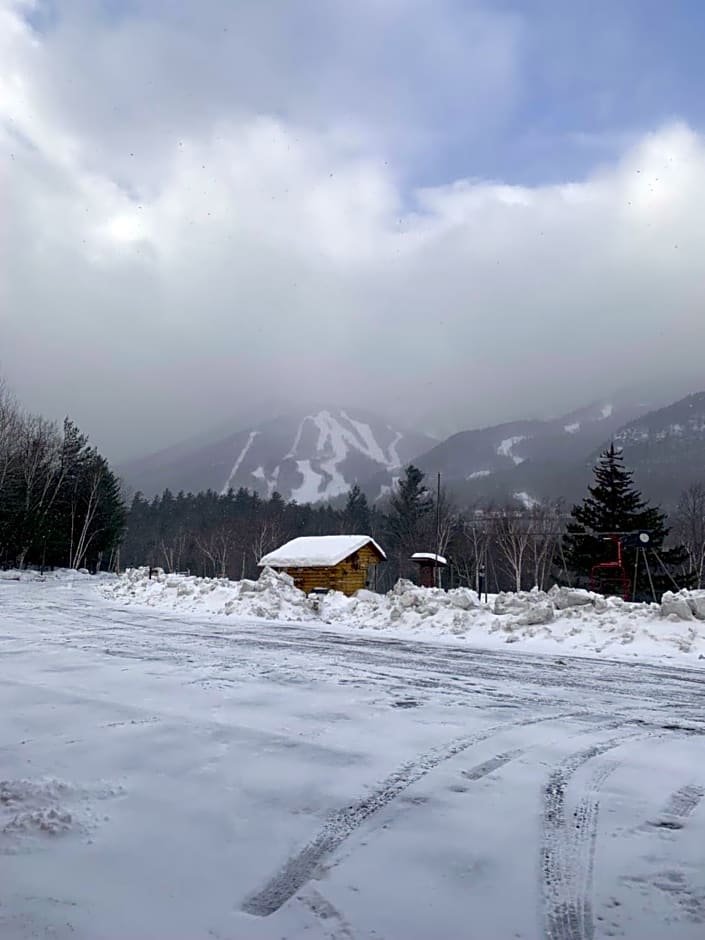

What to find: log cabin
left=259, top=535, right=386, bottom=596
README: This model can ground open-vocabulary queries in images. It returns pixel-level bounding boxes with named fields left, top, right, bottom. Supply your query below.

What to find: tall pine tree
left=563, top=444, right=689, bottom=598
left=342, top=484, right=371, bottom=534
left=385, top=465, right=433, bottom=580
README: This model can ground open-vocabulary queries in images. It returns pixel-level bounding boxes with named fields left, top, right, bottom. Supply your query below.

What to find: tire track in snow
left=621, top=781, right=705, bottom=927
left=639, top=782, right=705, bottom=832
left=541, top=732, right=648, bottom=940
left=663, top=783, right=705, bottom=819
left=462, top=749, right=523, bottom=781
left=300, top=887, right=356, bottom=940
left=0, top=716, right=162, bottom=752
left=241, top=711, right=578, bottom=917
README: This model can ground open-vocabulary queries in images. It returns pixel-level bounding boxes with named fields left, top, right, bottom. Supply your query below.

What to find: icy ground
left=1, top=576, right=704, bottom=939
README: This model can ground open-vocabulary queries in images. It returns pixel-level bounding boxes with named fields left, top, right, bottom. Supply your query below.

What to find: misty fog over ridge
left=117, top=384, right=705, bottom=508
left=4, top=3, right=705, bottom=464
left=121, top=375, right=701, bottom=468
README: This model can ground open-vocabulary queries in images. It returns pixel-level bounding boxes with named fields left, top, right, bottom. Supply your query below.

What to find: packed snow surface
left=103, top=567, right=705, bottom=664
left=1, top=573, right=704, bottom=939
left=259, top=534, right=385, bottom=568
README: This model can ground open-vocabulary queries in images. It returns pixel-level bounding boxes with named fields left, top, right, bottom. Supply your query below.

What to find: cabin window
left=351, top=554, right=360, bottom=571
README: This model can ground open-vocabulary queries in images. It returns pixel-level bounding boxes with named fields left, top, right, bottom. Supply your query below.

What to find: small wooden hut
left=259, top=535, right=386, bottom=596
left=411, top=552, right=447, bottom=588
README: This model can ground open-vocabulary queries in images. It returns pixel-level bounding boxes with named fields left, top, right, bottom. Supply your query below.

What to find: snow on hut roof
left=259, top=535, right=386, bottom=568
left=411, top=552, right=448, bottom=566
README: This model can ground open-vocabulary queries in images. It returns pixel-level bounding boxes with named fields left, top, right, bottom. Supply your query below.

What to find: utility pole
left=435, top=472, right=442, bottom=588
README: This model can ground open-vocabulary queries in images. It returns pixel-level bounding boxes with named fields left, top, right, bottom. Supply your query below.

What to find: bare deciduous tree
left=449, top=508, right=490, bottom=592
left=672, top=483, right=705, bottom=588
left=250, top=518, right=284, bottom=567
left=527, top=501, right=565, bottom=591
left=195, top=523, right=236, bottom=578
left=160, top=530, right=189, bottom=573
left=491, top=506, right=533, bottom=593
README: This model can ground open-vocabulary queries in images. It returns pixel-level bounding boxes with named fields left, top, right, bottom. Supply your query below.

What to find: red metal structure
left=589, top=535, right=630, bottom=600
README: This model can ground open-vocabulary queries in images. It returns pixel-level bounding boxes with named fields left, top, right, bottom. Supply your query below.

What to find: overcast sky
left=2, top=0, right=705, bottom=460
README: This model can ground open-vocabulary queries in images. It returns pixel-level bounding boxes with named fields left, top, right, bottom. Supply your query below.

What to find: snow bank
left=0, top=568, right=101, bottom=583
left=102, top=566, right=313, bottom=622
left=322, top=583, right=705, bottom=660
left=100, top=568, right=705, bottom=663
left=660, top=589, right=705, bottom=622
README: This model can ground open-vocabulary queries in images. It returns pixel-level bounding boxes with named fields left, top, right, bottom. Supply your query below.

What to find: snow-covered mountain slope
left=120, top=408, right=435, bottom=501
left=403, top=396, right=656, bottom=507
left=121, top=390, right=702, bottom=507
left=605, top=391, right=705, bottom=504
left=408, top=390, right=705, bottom=509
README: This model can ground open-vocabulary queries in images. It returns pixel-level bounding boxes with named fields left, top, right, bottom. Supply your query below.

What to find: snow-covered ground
left=101, top=567, right=705, bottom=666
left=1, top=575, right=704, bottom=939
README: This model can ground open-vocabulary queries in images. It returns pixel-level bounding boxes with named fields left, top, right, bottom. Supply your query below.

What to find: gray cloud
left=1, top=1, right=704, bottom=460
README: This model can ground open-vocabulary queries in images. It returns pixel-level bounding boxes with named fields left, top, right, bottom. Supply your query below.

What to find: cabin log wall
left=282, top=544, right=381, bottom=596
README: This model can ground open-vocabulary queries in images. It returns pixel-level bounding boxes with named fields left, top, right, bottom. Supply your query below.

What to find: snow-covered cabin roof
left=259, top=535, right=386, bottom=569
left=411, top=552, right=448, bottom=566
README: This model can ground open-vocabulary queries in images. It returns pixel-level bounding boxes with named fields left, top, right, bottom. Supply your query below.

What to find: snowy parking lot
left=1, top=576, right=704, bottom=939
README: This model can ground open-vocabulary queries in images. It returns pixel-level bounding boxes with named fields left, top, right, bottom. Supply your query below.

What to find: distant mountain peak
left=120, top=406, right=435, bottom=501
left=119, top=390, right=703, bottom=507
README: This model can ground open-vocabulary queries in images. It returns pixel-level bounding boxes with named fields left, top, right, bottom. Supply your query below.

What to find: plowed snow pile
left=101, top=568, right=705, bottom=664
left=0, top=777, right=125, bottom=849
left=0, top=568, right=98, bottom=583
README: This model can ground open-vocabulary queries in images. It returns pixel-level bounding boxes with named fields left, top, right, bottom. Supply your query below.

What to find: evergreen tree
left=563, top=444, right=689, bottom=598
left=0, top=405, right=125, bottom=570
left=342, top=484, right=371, bottom=534
left=385, top=465, right=432, bottom=580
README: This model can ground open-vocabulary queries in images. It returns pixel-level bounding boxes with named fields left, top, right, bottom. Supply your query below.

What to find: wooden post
left=435, top=472, right=441, bottom=588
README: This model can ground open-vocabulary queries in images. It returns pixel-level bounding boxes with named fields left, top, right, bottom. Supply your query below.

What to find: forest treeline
left=0, top=383, right=125, bottom=571
left=122, top=456, right=704, bottom=597
left=2, top=376, right=703, bottom=597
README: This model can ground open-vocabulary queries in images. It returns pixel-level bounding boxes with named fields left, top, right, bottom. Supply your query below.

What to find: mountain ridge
left=119, top=407, right=436, bottom=501
left=120, top=389, right=704, bottom=507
